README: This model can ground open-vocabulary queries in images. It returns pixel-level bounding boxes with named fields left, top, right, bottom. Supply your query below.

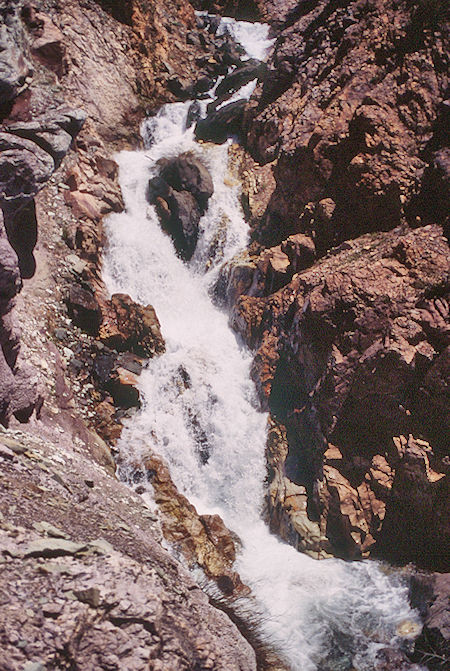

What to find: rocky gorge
left=0, top=0, right=448, bottom=670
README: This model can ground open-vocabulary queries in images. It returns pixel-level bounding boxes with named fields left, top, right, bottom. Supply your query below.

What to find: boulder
left=149, top=153, right=214, bottom=260
left=161, top=189, right=201, bottom=261
left=159, top=153, right=214, bottom=211
left=141, top=451, right=249, bottom=596
left=99, top=292, right=165, bottom=358
left=195, top=99, right=246, bottom=144
left=215, top=59, right=265, bottom=98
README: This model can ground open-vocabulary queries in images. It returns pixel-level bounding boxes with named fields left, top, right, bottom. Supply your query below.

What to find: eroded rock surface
left=243, top=0, right=449, bottom=249
left=230, top=225, right=449, bottom=567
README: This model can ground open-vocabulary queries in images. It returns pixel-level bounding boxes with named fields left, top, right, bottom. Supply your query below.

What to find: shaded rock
left=215, top=58, right=265, bottom=98
left=410, top=572, right=450, bottom=669
left=22, top=538, right=87, bottom=558
left=0, top=2, right=32, bottom=113
left=66, top=284, right=102, bottom=335
left=158, top=188, right=201, bottom=261
left=232, top=225, right=449, bottom=566
left=159, top=152, right=214, bottom=211
left=21, top=5, right=66, bottom=74
left=245, top=0, right=449, bottom=251
left=195, top=99, right=246, bottom=144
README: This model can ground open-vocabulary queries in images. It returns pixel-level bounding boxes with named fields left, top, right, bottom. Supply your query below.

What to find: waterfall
left=103, top=17, right=423, bottom=671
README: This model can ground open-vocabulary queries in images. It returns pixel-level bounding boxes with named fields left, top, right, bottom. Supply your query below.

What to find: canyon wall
left=220, top=0, right=449, bottom=572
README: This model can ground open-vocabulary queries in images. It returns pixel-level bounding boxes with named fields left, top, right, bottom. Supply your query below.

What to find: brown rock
left=244, top=0, right=449, bottom=250
left=234, top=225, right=449, bottom=566
left=142, top=451, right=249, bottom=596
left=100, top=293, right=165, bottom=358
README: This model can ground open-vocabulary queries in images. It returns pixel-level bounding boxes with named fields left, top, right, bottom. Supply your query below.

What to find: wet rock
left=159, top=153, right=214, bottom=212
left=186, top=100, right=202, bottom=128
left=215, top=58, right=265, bottom=98
left=195, top=98, right=246, bottom=143
left=100, top=293, right=165, bottom=358
left=142, top=451, right=249, bottom=596
left=159, top=187, right=201, bottom=260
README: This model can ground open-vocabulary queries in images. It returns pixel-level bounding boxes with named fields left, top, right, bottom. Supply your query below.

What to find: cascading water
left=103, top=17, right=424, bottom=671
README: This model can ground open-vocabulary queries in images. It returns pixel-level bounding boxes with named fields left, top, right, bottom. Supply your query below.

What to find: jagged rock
left=141, top=451, right=249, bottom=596
left=195, top=99, right=247, bottom=144
left=244, top=0, right=449, bottom=250
left=232, top=225, right=449, bottom=566
left=100, top=293, right=165, bottom=358
left=149, top=153, right=214, bottom=260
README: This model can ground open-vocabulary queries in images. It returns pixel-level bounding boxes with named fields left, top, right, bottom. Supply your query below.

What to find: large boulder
left=195, top=99, right=246, bottom=144
left=215, top=58, right=265, bottom=98
left=159, top=153, right=214, bottom=212
left=148, top=153, right=214, bottom=260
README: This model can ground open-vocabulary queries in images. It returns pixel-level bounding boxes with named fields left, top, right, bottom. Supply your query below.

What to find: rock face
left=207, top=0, right=450, bottom=574
left=243, top=0, right=449, bottom=248
left=149, top=153, right=214, bottom=260
left=230, top=224, right=449, bottom=567
left=0, top=1, right=263, bottom=666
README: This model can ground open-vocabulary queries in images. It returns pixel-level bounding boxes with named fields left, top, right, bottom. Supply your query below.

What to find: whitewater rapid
left=103, top=17, right=423, bottom=671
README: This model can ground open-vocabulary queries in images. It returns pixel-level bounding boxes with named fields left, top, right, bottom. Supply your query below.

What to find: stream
left=103, top=16, right=423, bottom=671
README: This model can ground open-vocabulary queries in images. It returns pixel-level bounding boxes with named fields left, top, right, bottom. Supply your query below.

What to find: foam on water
left=103, top=17, right=423, bottom=671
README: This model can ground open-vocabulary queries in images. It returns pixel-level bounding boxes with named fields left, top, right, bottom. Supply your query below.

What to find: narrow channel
left=103, top=16, right=423, bottom=671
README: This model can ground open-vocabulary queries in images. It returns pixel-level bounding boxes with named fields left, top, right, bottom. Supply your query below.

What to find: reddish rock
left=233, top=225, right=449, bottom=566
left=142, top=451, right=249, bottom=596
left=100, top=293, right=165, bottom=358
left=244, top=0, right=449, bottom=251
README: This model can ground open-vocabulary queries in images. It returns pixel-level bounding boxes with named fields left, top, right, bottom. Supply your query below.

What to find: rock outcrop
left=229, top=224, right=449, bottom=567
left=208, top=0, right=450, bottom=574
left=0, top=0, right=263, bottom=665
left=0, top=425, right=256, bottom=671
left=243, top=0, right=449, bottom=248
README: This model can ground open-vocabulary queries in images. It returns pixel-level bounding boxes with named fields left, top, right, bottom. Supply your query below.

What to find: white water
left=103, top=18, right=423, bottom=671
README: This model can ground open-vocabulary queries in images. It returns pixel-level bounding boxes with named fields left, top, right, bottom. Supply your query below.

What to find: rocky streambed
left=0, top=1, right=448, bottom=670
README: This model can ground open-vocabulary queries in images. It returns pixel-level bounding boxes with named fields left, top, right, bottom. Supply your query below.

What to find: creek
left=103, top=16, right=423, bottom=671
